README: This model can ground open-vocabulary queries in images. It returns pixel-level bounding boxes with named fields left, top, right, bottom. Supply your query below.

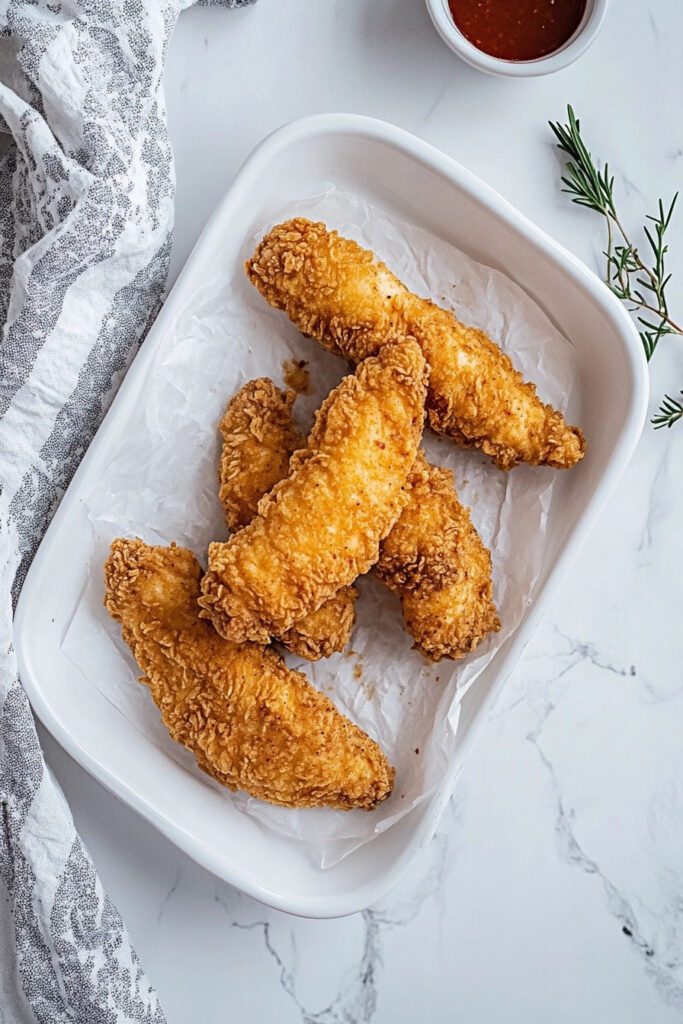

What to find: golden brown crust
left=104, top=538, right=394, bottom=810
left=246, top=218, right=585, bottom=470
left=218, top=379, right=359, bottom=660
left=376, top=451, right=500, bottom=660
left=200, top=338, right=427, bottom=644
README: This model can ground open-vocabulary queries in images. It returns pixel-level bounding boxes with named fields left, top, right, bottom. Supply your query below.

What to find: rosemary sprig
left=549, top=106, right=682, bottom=428
left=652, top=392, right=683, bottom=430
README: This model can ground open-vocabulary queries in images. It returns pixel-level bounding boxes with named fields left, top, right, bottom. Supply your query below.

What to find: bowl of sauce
left=426, top=0, right=608, bottom=76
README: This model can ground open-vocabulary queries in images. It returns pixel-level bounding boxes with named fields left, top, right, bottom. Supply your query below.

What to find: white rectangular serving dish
left=15, top=114, right=647, bottom=919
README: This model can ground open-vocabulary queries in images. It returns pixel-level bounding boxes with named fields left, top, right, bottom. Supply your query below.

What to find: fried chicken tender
left=375, top=452, right=500, bottom=660
left=219, top=377, right=302, bottom=532
left=246, top=218, right=585, bottom=471
left=219, top=378, right=357, bottom=660
left=104, top=538, right=394, bottom=810
left=200, top=338, right=427, bottom=644
left=222, top=381, right=499, bottom=661
left=278, top=589, right=357, bottom=661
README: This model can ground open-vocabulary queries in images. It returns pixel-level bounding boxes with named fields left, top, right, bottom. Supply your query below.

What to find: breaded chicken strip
left=104, top=538, right=393, bottom=810
left=246, top=218, right=585, bottom=471
left=200, top=338, right=427, bottom=644
left=219, top=377, right=302, bottom=531
left=223, top=382, right=499, bottom=661
left=279, top=589, right=357, bottom=662
left=375, top=452, right=500, bottom=660
left=219, top=378, right=357, bottom=660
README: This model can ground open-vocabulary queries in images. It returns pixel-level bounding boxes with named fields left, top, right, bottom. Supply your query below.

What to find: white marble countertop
left=41, top=1, right=683, bottom=1020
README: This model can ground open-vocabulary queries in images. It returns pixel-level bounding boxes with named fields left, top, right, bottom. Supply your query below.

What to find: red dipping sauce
left=449, top=0, right=587, bottom=61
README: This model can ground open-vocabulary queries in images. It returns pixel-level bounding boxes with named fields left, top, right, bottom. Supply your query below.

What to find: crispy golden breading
left=376, top=452, right=500, bottom=660
left=246, top=218, right=586, bottom=471
left=219, top=379, right=358, bottom=660
left=200, top=338, right=427, bottom=644
left=104, top=538, right=394, bottom=810
left=225, top=386, right=498, bottom=661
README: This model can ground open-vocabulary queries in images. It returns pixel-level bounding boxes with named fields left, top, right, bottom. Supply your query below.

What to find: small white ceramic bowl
left=426, top=0, right=609, bottom=77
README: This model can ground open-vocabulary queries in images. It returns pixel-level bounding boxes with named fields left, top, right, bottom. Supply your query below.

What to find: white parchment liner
left=62, top=188, right=577, bottom=867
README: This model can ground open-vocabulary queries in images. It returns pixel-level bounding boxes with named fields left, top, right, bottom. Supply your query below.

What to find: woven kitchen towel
left=0, top=1, right=252, bottom=1020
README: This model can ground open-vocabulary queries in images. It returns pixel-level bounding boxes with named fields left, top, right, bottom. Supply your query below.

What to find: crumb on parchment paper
left=357, top=678, right=376, bottom=701
left=282, top=358, right=310, bottom=394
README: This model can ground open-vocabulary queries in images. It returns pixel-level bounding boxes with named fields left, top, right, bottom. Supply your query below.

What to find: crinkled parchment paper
left=62, top=188, right=578, bottom=867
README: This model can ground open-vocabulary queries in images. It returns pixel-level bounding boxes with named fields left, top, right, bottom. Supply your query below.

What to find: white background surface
left=39, top=1, right=683, bottom=1021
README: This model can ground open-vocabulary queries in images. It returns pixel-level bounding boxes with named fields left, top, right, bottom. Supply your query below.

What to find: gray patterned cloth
left=0, top=1, right=251, bottom=1020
